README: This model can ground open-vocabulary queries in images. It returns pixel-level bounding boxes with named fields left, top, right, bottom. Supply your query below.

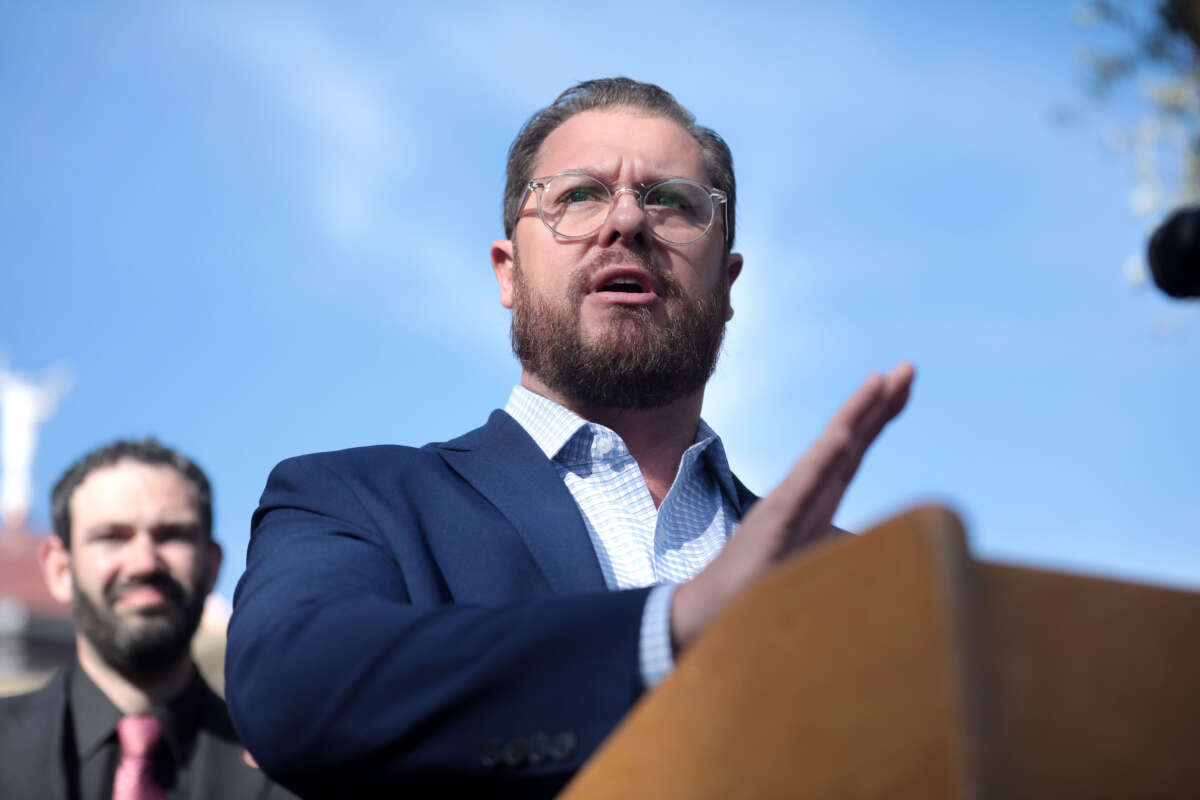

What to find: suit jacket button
left=481, top=738, right=504, bottom=769
left=527, top=732, right=551, bottom=765
left=549, top=731, right=576, bottom=760
left=502, top=737, right=528, bottom=768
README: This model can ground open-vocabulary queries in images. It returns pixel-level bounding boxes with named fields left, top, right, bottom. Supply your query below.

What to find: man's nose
left=598, top=188, right=649, bottom=247
left=123, top=532, right=164, bottom=574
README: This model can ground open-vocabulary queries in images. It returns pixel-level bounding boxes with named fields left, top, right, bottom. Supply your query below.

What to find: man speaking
left=225, top=77, right=913, bottom=798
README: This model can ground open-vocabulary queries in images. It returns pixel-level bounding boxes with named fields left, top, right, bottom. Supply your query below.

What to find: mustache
left=104, top=573, right=187, bottom=608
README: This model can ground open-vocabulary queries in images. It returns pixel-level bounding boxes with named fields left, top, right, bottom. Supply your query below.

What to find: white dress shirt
left=504, top=386, right=742, bottom=686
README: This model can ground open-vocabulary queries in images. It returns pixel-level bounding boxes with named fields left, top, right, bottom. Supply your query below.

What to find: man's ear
left=204, top=540, right=223, bottom=596
left=491, top=239, right=516, bottom=309
left=725, top=251, right=744, bottom=321
left=38, top=536, right=74, bottom=605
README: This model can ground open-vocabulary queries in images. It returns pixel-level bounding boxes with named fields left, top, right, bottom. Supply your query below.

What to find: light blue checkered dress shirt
left=504, top=386, right=742, bottom=687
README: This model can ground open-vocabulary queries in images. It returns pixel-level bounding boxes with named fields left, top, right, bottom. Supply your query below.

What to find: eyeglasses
left=514, top=172, right=728, bottom=246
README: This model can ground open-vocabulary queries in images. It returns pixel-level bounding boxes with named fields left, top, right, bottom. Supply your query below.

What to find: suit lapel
left=49, top=675, right=72, bottom=800
left=436, top=411, right=607, bottom=595
left=30, top=668, right=73, bottom=800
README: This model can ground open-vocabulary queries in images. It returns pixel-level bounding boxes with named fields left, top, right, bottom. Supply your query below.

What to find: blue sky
left=2, top=1, right=1196, bottom=601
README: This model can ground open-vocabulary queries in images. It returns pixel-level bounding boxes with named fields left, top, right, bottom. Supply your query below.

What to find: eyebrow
left=545, top=168, right=693, bottom=186
left=534, top=165, right=617, bottom=181
left=81, top=519, right=201, bottom=538
left=82, top=522, right=132, bottom=537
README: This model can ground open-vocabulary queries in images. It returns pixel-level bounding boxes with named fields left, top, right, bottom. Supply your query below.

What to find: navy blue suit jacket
left=226, top=410, right=756, bottom=799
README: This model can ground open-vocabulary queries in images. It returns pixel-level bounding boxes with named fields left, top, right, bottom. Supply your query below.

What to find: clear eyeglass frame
left=513, top=171, right=729, bottom=246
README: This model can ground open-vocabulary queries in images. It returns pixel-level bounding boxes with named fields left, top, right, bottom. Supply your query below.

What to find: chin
left=583, top=307, right=658, bottom=341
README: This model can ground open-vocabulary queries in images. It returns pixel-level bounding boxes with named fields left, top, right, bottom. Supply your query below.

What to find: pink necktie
left=113, top=715, right=167, bottom=800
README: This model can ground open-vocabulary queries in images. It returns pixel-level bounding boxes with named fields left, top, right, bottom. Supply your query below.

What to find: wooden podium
left=561, top=506, right=1200, bottom=799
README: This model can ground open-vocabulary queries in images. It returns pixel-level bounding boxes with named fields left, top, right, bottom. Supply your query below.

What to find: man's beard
left=72, top=569, right=206, bottom=678
left=510, top=250, right=730, bottom=410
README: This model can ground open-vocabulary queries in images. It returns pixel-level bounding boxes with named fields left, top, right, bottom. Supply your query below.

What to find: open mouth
left=600, top=277, right=650, bottom=294
left=590, top=267, right=657, bottom=298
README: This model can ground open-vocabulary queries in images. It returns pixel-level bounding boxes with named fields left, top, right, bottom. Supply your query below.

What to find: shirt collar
left=694, top=418, right=739, bottom=509
left=69, top=659, right=207, bottom=766
left=69, top=660, right=122, bottom=761
left=504, top=385, right=740, bottom=503
left=504, top=385, right=589, bottom=462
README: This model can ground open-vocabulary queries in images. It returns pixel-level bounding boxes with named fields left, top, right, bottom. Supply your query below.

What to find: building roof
left=0, top=524, right=69, bottom=618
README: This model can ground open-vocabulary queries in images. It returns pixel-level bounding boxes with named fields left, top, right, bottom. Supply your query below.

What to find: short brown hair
left=503, top=77, right=737, bottom=250
left=50, top=438, right=213, bottom=548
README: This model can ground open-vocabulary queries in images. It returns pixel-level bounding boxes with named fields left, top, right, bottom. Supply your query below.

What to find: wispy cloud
left=178, top=4, right=412, bottom=247
left=170, top=4, right=518, bottom=349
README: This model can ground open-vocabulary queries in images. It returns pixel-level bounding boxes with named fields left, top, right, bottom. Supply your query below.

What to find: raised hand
left=671, top=362, right=915, bottom=649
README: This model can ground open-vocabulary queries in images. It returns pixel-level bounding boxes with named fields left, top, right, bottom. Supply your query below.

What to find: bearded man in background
left=0, top=439, right=294, bottom=800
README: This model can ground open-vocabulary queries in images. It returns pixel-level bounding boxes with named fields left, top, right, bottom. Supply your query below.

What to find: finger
left=825, top=372, right=887, bottom=443
left=783, top=464, right=852, bottom=549
left=822, top=363, right=912, bottom=472
left=774, top=380, right=876, bottom=504
left=766, top=372, right=891, bottom=528
left=853, top=363, right=914, bottom=440
left=814, top=365, right=910, bottom=478
left=830, top=362, right=914, bottom=488
left=784, top=363, right=915, bottom=546
left=741, top=424, right=846, bottom=552
left=881, top=361, right=915, bottom=420
left=786, top=410, right=885, bottom=543
left=843, top=362, right=913, bottom=471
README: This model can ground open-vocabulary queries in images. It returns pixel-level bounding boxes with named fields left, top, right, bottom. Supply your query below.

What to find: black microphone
left=1147, top=205, right=1200, bottom=298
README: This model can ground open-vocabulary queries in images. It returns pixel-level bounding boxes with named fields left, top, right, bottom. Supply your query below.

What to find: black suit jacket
left=0, top=662, right=294, bottom=800
left=226, top=410, right=757, bottom=799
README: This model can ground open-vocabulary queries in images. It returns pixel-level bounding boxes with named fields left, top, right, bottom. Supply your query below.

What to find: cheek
left=521, top=235, right=585, bottom=283
left=161, top=545, right=205, bottom=587
left=673, top=251, right=726, bottom=295
left=532, top=258, right=573, bottom=294
left=70, top=559, right=111, bottom=601
left=80, top=549, right=121, bottom=585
